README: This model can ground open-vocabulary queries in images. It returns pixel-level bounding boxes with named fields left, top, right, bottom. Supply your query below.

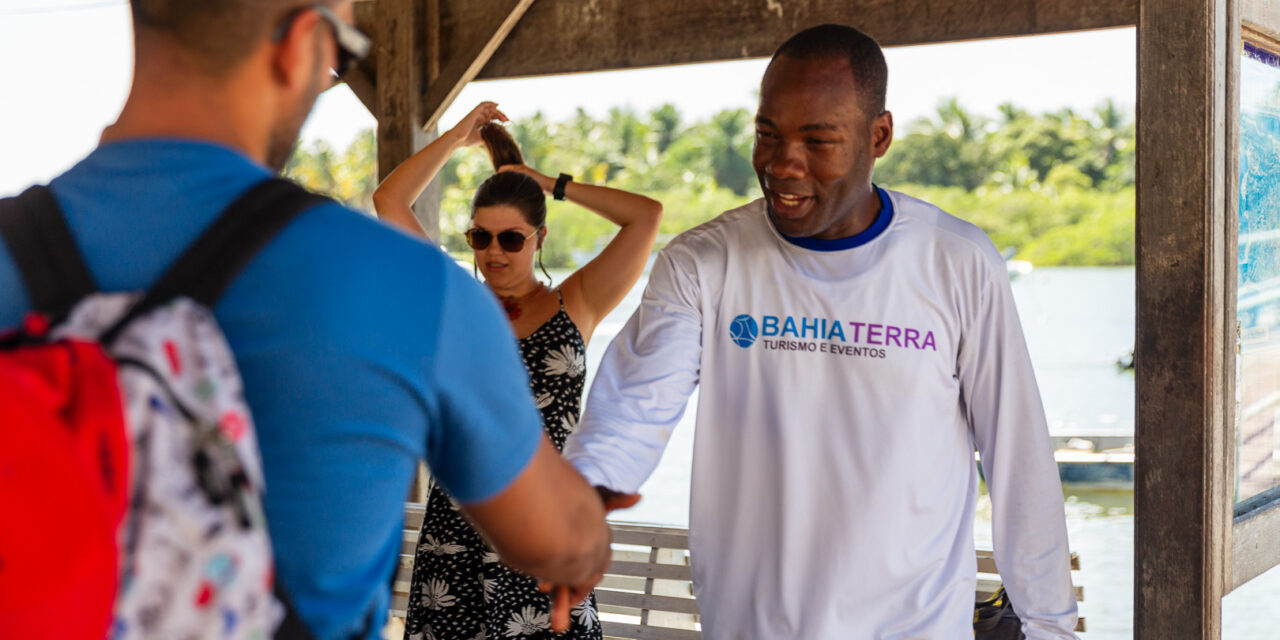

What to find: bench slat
left=975, top=549, right=1081, bottom=572
left=611, top=548, right=656, bottom=564
left=606, top=560, right=693, bottom=581
left=602, top=621, right=703, bottom=640
left=977, top=578, right=1083, bottom=602
left=608, top=524, right=691, bottom=550
left=600, top=603, right=698, bottom=627
left=596, top=590, right=700, bottom=615
left=600, top=574, right=647, bottom=592
left=404, top=502, right=427, bottom=530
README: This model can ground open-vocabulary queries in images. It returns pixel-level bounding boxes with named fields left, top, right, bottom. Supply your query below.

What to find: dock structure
left=347, top=1, right=1280, bottom=637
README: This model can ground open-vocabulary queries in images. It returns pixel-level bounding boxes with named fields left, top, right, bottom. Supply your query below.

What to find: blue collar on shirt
left=777, top=186, right=894, bottom=252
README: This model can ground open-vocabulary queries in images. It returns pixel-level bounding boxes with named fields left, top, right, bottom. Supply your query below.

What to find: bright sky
left=0, top=0, right=1136, bottom=196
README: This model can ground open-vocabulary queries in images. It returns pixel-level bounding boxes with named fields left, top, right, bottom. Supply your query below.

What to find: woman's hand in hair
left=449, top=101, right=509, bottom=147
left=374, top=101, right=506, bottom=237
left=497, top=164, right=554, bottom=193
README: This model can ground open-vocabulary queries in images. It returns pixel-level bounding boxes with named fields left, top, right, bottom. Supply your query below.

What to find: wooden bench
left=392, top=504, right=1085, bottom=638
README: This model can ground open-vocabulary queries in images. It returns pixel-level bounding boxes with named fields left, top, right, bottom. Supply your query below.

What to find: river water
left=562, top=265, right=1280, bottom=637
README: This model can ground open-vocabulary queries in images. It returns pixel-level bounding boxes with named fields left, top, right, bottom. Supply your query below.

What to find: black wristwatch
left=553, top=173, right=573, bottom=201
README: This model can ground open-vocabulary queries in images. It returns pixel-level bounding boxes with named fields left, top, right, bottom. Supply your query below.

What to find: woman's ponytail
left=480, top=123, right=524, bottom=169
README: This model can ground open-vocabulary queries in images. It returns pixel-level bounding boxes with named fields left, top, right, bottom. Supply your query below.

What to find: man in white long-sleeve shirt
left=563, top=24, right=1079, bottom=639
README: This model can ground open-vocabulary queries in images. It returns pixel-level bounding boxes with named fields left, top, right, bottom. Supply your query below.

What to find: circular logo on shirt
left=728, top=314, right=759, bottom=348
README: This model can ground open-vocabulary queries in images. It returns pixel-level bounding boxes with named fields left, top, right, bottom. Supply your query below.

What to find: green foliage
left=283, top=129, right=377, bottom=213
left=895, top=184, right=1135, bottom=266
left=286, top=97, right=1135, bottom=268
left=875, top=97, right=1135, bottom=265
left=430, top=104, right=759, bottom=267
left=878, top=97, right=1136, bottom=194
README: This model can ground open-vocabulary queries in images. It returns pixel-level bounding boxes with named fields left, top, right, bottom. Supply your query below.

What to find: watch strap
left=553, top=173, right=572, bottom=201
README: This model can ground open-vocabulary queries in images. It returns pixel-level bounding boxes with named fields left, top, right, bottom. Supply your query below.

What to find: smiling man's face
left=752, top=55, right=892, bottom=240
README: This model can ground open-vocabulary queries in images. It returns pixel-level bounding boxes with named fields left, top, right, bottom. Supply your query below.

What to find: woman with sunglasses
left=374, top=102, right=661, bottom=640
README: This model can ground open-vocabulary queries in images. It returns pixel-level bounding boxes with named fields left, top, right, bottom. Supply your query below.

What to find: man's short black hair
left=131, top=1, right=336, bottom=75
left=771, top=24, right=889, bottom=116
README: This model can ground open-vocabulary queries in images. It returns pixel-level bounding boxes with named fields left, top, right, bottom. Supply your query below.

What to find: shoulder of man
left=287, top=199, right=470, bottom=307
left=884, top=187, right=1007, bottom=271
left=234, top=197, right=476, bottom=366
left=661, top=198, right=766, bottom=261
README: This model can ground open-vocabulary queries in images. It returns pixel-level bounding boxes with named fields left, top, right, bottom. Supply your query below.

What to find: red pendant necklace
left=500, top=284, right=545, bottom=321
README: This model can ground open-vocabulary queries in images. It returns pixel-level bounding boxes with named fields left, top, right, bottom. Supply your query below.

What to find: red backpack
left=0, top=180, right=325, bottom=639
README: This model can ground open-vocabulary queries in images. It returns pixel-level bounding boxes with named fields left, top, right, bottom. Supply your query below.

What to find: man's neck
left=813, top=184, right=882, bottom=241
left=101, top=59, right=270, bottom=165
left=778, top=186, right=892, bottom=251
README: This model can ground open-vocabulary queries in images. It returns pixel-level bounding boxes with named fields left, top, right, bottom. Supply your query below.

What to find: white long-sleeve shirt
left=565, top=189, right=1078, bottom=639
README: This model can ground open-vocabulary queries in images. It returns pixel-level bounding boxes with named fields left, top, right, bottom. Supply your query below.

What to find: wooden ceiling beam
left=355, top=0, right=1139, bottom=85
left=420, top=0, right=536, bottom=131
left=341, top=63, right=379, bottom=118
left=474, top=0, right=1138, bottom=80
left=350, top=0, right=1136, bottom=119
left=353, top=0, right=535, bottom=130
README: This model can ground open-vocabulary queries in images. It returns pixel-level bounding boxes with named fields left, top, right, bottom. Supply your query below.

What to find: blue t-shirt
left=0, top=139, right=545, bottom=639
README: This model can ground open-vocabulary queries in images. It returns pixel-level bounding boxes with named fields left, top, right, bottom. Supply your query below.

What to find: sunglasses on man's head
left=465, top=227, right=541, bottom=252
left=274, top=4, right=372, bottom=79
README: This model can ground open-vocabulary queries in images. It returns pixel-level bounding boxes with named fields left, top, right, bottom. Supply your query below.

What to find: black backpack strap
left=101, top=178, right=330, bottom=345
left=270, top=549, right=392, bottom=640
left=272, top=580, right=319, bottom=640
left=0, top=185, right=97, bottom=317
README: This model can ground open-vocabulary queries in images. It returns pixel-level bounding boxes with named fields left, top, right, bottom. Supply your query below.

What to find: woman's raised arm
left=372, top=102, right=507, bottom=237
left=498, top=164, right=663, bottom=343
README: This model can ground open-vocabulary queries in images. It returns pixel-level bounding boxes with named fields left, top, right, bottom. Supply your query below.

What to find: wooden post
left=1135, top=0, right=1235, bottom=636
left=376, top=0, right=441, bottom=244
left=376, top=0, right=441, bottom=504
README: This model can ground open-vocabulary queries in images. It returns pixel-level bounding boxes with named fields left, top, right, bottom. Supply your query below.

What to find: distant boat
left=978, top=436, right=1136, bottom=489
left=1001, top=247, right=1034, bottom=279
left=1007, top=259, right=1034, bottom=279
left=1055, top=449, right=1134, bottom=487
left=1054, top=438, right=1134, bottom=488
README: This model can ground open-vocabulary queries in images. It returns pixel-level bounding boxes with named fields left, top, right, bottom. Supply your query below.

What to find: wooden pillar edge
left=1134, top=0, right=1232, bottom=636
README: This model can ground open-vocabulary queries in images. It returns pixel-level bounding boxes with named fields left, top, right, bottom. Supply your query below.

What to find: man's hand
left=461, top=441, right=615, bottom=632
left=594, top=486, right=642, bottom=512
left=541, top=487, right=641, bottom=633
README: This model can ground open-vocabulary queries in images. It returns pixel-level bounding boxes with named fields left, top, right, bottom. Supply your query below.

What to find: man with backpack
left=0, top=2, right=612, bottom=638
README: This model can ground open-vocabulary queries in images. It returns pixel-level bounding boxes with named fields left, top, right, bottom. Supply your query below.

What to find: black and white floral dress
left=405, top=295, right=599, bottom=640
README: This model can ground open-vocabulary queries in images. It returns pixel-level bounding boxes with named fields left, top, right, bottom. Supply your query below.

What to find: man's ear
left=538, top=226, right=547, bottom=249
left=871, top=110, right=894, bottom=158
left=270, top=9, right=324, bottom=88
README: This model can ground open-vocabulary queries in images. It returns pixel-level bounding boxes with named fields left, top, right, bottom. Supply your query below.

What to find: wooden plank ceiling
left=347, top=0, right=1137, bottom=122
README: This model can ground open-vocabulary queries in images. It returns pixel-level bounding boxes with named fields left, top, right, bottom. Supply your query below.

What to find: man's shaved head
left=770, top=24, right=888, bottom=117
left=131, top=0, right=339, bottom=76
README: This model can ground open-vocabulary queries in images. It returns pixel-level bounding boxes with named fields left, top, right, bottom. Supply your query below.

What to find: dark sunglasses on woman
left=465, top=227, right=541, bottom=252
